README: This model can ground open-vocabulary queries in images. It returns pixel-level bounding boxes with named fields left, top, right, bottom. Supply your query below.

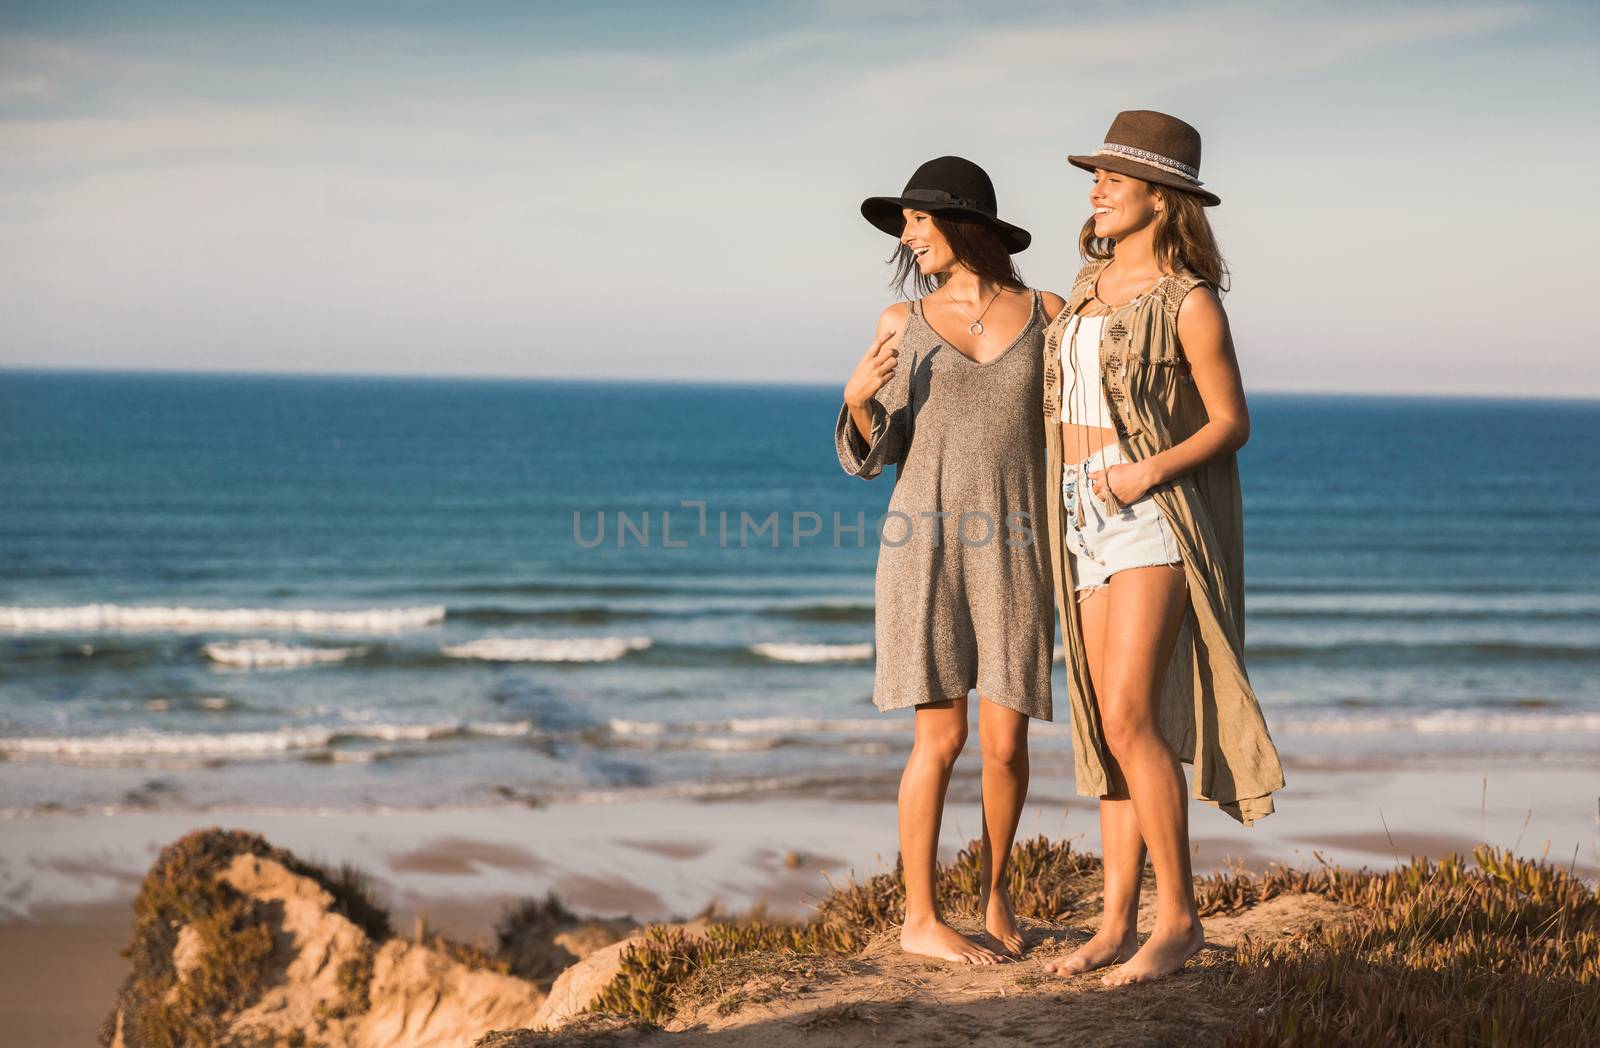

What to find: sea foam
left=204, top=639, right=367, bottom=668
left=442, top=636, right=652, bottom=662
left=607, top=716, right=897, bottom=737
left=0, top=604, right=445, bottom=633
left=749, top=641, right=873, bottom=663
left=1273, top=710, right=1600, bottom=734
left=0, top=720, right=534, bottom=761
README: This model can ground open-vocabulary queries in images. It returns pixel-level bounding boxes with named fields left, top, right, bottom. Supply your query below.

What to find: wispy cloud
left=0, top=0, right=1593, bottom=395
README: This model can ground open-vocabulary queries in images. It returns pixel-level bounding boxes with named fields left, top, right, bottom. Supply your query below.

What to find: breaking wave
left=0, top=720, right=535, bottom=761
left=1273, top=710, right=1600, bottom=734
left=203, top=639, right=368, bottom=668
left=749, top=642, right=873, bottom=663
left=441, top=635, right=652, bottom=663
left=0, top=604, right=446, bottom=633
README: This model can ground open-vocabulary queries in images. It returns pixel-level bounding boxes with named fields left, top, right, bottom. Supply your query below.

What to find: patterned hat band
left=1092, top=142, right=1203, bottom=185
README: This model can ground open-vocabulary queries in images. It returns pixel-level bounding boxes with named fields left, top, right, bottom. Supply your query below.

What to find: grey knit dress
left=834, top=290, right=1055, bottom=720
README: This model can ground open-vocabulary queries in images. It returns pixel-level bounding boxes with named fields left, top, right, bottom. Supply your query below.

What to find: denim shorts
left=1062, top=442, right=1182, bottom=601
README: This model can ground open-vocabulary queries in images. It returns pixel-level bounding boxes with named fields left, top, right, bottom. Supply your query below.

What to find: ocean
left=2, top=370, right=1597, bottom=816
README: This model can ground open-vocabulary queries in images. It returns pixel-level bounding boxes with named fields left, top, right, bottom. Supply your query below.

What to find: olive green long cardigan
left=1043, top=259, right=1285, bottom=825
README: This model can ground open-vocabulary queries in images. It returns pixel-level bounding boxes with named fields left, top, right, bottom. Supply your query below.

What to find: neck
left=1110, top=223, right=1161, bottom=276
left=938, top=267, right=994, bottom=302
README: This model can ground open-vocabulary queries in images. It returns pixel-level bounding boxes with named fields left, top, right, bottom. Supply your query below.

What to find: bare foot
left=1101, top=919, right=1204, bottom=986
left=1042, top=927, right=1137, bottom=977
left=978, top=885, right=1024, bottom=957
left=899, top=916, right=1007, bottom=964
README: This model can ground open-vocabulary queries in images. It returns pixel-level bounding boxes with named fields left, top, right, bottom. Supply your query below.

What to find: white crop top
left=1057, top=314, right=1116, bottom=426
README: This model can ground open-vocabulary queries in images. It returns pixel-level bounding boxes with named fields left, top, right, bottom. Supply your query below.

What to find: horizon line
left=3, top=363, right=1598, bottom=404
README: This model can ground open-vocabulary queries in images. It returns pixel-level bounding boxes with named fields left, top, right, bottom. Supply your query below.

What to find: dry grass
left=673, top=949, right=859, bottom=1019
left=104, top=828, right=1600, bottom=1046
left=315, top=944, right=376, bottom=1022
left=103, top=827, right=643, bottom=1047
left=495, top=893, right=583, bottom=983
left=589, top=835, right=1101, bottom=1025
left=816, top=834, right=1102, bottom=933
left=1224, top=845, right=1600, bottom=1046
left=100, top=826, right=396, bottom=1047
left=580, top=837, right=1599, bottom=1046
left=412, top=916, right=515, bottom=975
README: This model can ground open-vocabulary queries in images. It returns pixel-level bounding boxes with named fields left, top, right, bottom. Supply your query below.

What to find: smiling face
left=900, top=209, right=957, bottom=278
left=888, top=208, right=1022, bottom=299
left=1089, top=168, right=1162, bottom=240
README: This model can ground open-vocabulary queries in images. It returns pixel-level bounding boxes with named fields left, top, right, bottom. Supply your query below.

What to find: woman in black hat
left=835, top=156, right=1065, bottom=964
left=1038, top=111, right=1283, bottom=986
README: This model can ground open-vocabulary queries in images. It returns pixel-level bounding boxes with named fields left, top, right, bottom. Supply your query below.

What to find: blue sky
left=2, top=1, right=1596, bottom=395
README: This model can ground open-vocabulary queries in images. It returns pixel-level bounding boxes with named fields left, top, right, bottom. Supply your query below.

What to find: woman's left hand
left=1086, top=462, right=1156, bottom=506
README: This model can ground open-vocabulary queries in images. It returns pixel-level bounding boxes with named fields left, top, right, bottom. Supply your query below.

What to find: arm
left=1141, top=286, right=1249, bottom=483
left=835, top=303, right=912, bottom=479
left=1132, top=285, right=1250, bottom=490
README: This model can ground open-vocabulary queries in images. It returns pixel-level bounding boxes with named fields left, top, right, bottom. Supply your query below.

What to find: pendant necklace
left=944, top=286, right=1003, bottom=335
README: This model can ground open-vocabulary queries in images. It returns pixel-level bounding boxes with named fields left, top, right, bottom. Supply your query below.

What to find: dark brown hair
left=1079, top=183, right=1229, bottom=293
left=889, top=212, right=1026, bottom=299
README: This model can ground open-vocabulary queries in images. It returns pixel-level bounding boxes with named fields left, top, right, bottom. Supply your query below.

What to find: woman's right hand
left=843, top=329, right=898, bottom=409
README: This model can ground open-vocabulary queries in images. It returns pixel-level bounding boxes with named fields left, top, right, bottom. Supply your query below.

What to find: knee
left=980, top=728, right=1027, bottom=770
left=915, top=722, right=968, bottom=768
left=1099, top=701, right=1156, bottom=760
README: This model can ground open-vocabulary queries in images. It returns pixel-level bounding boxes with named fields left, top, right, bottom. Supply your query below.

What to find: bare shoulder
left=1176, top=282, right=1225, bottom=325
left=1175, top=282, right=1232, bottom=360
left=877, top=301, right=911, bottom=333
left=875, top=301, right=912, bottom=347
left=1036, top=290, right=1067, bottom=321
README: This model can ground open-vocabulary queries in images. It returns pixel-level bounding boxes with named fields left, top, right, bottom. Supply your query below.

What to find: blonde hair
left=1079, top=183, right=1230, bottom=292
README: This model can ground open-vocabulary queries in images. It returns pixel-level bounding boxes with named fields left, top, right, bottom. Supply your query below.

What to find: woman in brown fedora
left=835, top=156, right=1065, bottom=964
left=1036, top=112, right=1285, bottom=985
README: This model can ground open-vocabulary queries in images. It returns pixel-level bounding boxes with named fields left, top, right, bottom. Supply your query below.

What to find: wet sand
left=0, top=900, right=131, bottom=1048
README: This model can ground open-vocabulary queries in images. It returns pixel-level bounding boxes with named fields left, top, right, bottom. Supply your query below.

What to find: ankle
left=1095, top=920, right=1138, bottom=942
left=1152, top=911, right=1200, bottom=936
left=901, top=911, right=944, bottom=931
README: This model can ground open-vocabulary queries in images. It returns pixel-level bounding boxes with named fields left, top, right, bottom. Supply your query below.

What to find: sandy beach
left=3, top=752, right=1595, bottom=1046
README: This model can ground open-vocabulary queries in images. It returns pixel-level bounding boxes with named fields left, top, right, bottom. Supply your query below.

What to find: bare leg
left=898, top=696, right=1004, bottom=964
left=1097, top=563, right=1204, bottom=986
left=976, top=697, right=1029, bottom=957
left=1045, top=586, right=1140, bottom=976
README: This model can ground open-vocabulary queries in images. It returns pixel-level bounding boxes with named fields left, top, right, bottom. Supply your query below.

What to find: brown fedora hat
left=1068, top=110, right=1220, bottom=207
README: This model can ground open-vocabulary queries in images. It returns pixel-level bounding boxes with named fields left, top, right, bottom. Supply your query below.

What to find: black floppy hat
left=861, top=156, right=1031, bottom=254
